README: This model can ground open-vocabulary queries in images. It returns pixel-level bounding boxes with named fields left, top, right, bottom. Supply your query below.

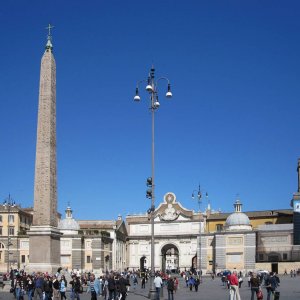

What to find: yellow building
left=0, top=204, right=33, bottom=271
left=206, top=208, right=292, bottom=233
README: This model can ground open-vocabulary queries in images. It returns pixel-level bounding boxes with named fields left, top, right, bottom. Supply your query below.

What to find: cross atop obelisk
left=46, top=23, right=54, bottom=36
left=28, top=25, right=61, bottom=273
left=45, top=23, right=54, bottom=51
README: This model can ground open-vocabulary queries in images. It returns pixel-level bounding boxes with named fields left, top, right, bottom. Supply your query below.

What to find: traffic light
left=146, top=177, right=152, bottom=187
left=146, top=188, right=152, bottom=199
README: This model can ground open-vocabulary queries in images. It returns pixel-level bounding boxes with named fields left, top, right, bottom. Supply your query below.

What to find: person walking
left=228, top=271, right=241, bottom=300
left=87, top=274, right=101, bottom=300
left=102, top=276, right=108, bottom=300
left=43, top=276, right=53, bottom=300
left=194, top=276, right=200, bottom=292
left=265, top=272, right=278, bottom=300
left=247, top=274, right=251, bottom=287
left=153, top=273, right=163, bottom=300
left=14, top=274, right=25, bottom=300
left=69, top=274, right=81, bottom=300
left=141, top=276, right=146, bottom=288
left=250, top=273, right=260, bottom=300
left=167, top=277, right=174, bottom=300
left=26, top=275, right=34, bottom=300
left=238, top=275, right=243, bottom=288
left=107, top=275, right=116, bottom=300
left=174, top=277, right=179, bottom=293
left=118, top=275, right=130, bottom=300
left=133, top=274, right=138, bottom=291
left=52, top=275, right=60, bottom=300
left=187, top=276, right=195, bottom=291
left=33, top=273, right=44, bottom=300
left=59, top=275, right=67, bottom=300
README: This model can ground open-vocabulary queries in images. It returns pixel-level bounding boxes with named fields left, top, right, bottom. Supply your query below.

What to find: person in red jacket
left=228, top=271, right=241, bottom=300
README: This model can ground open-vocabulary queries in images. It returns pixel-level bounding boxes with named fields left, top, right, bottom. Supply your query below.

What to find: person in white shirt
left=153, top=273, right=163, bottom=300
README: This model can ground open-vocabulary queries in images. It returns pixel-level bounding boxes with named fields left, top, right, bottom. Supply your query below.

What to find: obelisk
left=28, top=25, right=61, bottom=273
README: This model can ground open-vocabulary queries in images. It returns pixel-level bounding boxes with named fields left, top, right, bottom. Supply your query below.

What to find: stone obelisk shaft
left=28, top=35, right=61, bottom=274
left=33, top=47, right=57, bottom=227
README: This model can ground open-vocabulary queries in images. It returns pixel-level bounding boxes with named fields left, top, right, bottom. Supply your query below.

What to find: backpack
left=167, top=279, right=174, bottom=290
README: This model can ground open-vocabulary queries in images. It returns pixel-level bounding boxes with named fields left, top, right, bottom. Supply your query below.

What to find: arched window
left=0, top=215, right=2, bottom=222
left=0, top=243, right=5, bottom=249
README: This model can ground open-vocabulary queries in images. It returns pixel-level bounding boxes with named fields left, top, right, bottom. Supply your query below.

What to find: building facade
left=126, top=192, right=299, bottom=275
left=0, top=204, right=127, bottom=274
left=0, top=196, right=298, bottom=274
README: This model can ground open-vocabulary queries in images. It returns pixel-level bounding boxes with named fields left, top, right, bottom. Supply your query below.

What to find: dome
left=225, top=199, right=252, bottom=231
left=58, top=205, right=80, bottom=233
left=58, top=218, right=80, bottom=231
left=225, top=212, right=250, bottom=226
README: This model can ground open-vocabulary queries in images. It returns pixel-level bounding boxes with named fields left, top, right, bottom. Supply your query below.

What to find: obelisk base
left=28, top=226, right=62, bottom=274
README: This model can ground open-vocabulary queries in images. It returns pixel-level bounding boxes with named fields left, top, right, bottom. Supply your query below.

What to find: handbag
left=10, top=287, right=15, bottom=293
left=256, top=289, right=263, bottom=300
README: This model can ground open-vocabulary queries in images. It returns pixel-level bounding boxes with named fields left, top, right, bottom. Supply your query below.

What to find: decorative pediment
left=156, top=192, right=193, bottom=222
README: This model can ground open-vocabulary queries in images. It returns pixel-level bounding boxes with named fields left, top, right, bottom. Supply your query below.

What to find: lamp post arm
left=155, top=76, right=170, bottom=86
left=135, top=79, right=147, bottom=89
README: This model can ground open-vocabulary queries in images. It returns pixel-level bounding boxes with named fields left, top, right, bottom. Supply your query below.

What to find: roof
left=207, top=209, right=293, bottom=220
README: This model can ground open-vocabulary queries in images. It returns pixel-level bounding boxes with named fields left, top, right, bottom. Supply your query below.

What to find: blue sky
left=0, top=1, right=300, bottom=220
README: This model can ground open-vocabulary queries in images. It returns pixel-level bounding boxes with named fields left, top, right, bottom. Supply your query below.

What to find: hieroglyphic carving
left=33, top=50, right=57, bottom=227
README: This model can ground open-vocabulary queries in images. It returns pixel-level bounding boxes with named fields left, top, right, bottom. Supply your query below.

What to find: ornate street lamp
left=192, top=184, right=208, bottom=280
left=134, top=66, right=172, bottom=299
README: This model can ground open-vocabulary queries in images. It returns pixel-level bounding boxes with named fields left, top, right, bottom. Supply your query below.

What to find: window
left=9, top=227, right=14, bottom=235
left=21, top=255, right=26, bottom=263
left=216, top=224, right=223, bottom=232
left=8, top=215, right=14, bottom=223
left=61, top=240, right=70, bottom=249
left=283, top=253, right=288, bottom=260
left=0, top=227, right=2, bottom=236
left=86, top=241, right=91, bottom=249
left=61, top=255, right=70, bottom=264
left=227, top=254, right=242, bottom=263
left=0, top=215, right=2, bottom=222
left=87, top=256, right=91, bottom=263
left=20, top=241, right=29, bottom=249
left=258, top=253, right=264, bottom=261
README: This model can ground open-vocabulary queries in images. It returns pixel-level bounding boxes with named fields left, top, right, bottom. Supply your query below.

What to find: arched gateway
left=161, top=244, right=179, bottom=273
left=140, top=256, right=147, bottom=271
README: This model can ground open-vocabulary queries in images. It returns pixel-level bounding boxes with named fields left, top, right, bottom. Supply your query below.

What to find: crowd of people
left=219, top=269, right=281, bottom=300
left=6, top=268, right=136, bottom=300
left=4, top=266, right=297, bottom=300
left=6, top=267, right=184, bottom=300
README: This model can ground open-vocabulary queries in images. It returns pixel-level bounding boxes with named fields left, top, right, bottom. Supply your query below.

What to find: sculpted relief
left=158, top=193, right=180, bottom=221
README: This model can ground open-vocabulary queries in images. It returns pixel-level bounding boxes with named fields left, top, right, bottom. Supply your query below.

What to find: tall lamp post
left=3, top=194, right=15, bottom=273
left=134, top=66, right=172, bottom=299
left=192, top=185, right=208, bottom=279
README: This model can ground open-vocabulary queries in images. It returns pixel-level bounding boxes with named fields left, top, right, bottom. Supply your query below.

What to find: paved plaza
left=1, top=275, right=300, bottom=300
